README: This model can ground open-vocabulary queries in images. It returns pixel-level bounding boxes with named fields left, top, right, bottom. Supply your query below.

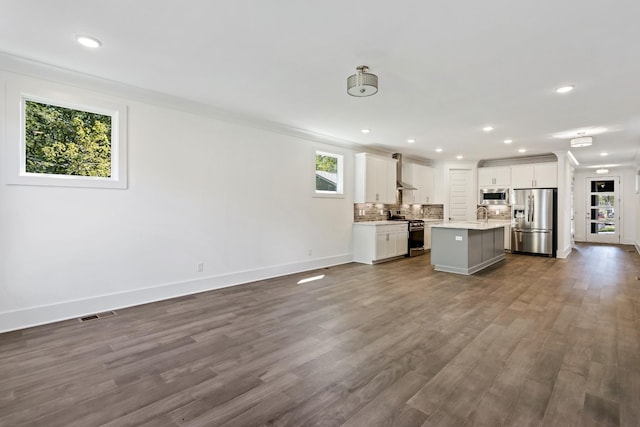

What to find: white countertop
left=431, top=220, right=513, bottom=230
left=353, top=220, right=408, bottom=226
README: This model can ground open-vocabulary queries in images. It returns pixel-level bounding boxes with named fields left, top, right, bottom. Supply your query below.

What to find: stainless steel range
left=407, top=219, right=425, bottom=257
left=390, top=214, right=425, bottom=257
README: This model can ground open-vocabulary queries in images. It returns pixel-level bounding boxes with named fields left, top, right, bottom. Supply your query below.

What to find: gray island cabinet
left=431, top=222, right=506, bottom=275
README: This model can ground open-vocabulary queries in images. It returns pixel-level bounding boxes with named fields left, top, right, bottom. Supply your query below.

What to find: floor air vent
left=78, top=311, right=117, bottom=322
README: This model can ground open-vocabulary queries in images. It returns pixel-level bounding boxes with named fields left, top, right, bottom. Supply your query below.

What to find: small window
left=25, top=100, right=113, bottom=177
left=5, top=79, right=128, bottom=189
left=315, top=150, right=343, bottom=197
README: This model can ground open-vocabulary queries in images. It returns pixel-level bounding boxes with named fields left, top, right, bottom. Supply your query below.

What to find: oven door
left=408, top=227, right=425, bottom=256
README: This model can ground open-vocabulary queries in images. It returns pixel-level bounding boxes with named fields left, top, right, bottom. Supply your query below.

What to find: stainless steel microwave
left=480, top=188, right=509, bottom=205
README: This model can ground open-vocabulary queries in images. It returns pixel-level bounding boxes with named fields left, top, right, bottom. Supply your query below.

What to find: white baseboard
left=0, top=254, right=353, bottom=333
left=557, top=245, right=572, bottom=259
left=635, top=241, right=640, bottom=255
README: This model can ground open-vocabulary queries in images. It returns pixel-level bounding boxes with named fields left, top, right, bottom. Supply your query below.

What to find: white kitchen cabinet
left=395, top=228, right=409, bottom=256
left=424, top=222, right=442, bottom=251
left=402, top=163, right=435, bottom=204
left=414, top=164, right=435, bottom=204
left=511, top=162, right=557, bottom=188
left=375, top=230, right=394, bottom=260
left=531, top=163, right=558, bottom=188
left=478, top=166, right=511, bottom=187
left=504, top=224, right=511, bottom=251
left=354, top=153, right=397, bottom=204
left=353, top=222, right=408, bottom=264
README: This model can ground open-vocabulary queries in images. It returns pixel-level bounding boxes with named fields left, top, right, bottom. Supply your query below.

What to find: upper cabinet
left=354, top=153, right=397, bottom=204
left=511, top=162, right=557, bottom=188
left=403, top=163, right=435, bottom=204
left=478, top=166, right=511, bottom=187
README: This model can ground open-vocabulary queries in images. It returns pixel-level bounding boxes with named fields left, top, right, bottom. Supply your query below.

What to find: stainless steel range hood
left=392, top=153, right=417, bottom=191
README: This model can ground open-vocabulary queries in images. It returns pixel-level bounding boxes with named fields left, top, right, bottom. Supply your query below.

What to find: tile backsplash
left=477, top=205, right=512, bottom=220
left=354, top=203, right=444, bottom=222
left=354, top=203, right=512, bottom=222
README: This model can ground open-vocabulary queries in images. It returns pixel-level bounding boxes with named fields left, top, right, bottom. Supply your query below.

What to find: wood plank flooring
left=1, top=243, right=639, bottom=426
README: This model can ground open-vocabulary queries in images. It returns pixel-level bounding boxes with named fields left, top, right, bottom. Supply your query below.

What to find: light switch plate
left=455, top=236, right=463, bottom=241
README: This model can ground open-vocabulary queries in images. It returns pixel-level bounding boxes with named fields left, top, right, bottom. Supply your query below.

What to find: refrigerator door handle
left=531, top=193, right=534, bottom=222
left=512, top=229, right=523, bottom=244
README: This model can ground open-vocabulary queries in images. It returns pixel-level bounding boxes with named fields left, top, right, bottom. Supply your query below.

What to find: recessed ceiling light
left=596, top=168, right=609, bottom=174
left=456, top=155, right=463, bottom=159
left=518, top=148, right=527, bottom=153
left=407, top=139, right=415, bottom=144
left=483, top=126, right=494, bottom=132
left=600, top=152, right=608, bottom=156
left=76, top=35, right=102, bottom=48
left=504, top=139, right=513, bottom=144
left=361, top=129, right=371, bottom=134
left=435, top=148, right=443, bottom=153
left=555, top=85, right=575, bottom=94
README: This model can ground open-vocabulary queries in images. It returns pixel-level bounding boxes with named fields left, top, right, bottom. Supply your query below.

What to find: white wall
left=573, top=167, right=637, bottom=245
left=636, top=172, right=640, bottom=253
left=554, top=152, right=575, bottom=258
left=432, top=160, right=447, bottom=205
left=636, top=157, right=640, bottom=253
left=0, top=69, right=356, bottom=332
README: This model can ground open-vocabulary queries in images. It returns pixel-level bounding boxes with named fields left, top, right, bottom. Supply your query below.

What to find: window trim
left=313, top=149, right=344, bottom=198
left=5, top=79, right=128, bottom=189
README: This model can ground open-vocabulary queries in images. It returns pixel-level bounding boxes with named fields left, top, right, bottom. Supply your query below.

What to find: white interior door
left=586, top=177, right=620, bottom=244
left=449, top=169, right=471, bottom=221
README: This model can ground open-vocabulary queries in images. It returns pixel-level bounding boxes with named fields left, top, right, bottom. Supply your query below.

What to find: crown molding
left=0, top=51, right=363, bottom=152
left=478, top=153, right=558, bottom=167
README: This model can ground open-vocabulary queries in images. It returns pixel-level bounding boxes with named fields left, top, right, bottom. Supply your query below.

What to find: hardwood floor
left=1, top=243, right=639, bottom=426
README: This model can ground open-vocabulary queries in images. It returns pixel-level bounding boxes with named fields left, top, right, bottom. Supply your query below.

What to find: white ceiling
left=1, top=0, right=639, bottom=168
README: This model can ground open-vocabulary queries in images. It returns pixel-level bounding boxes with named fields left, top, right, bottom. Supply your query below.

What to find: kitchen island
left=431, top=221, right=508, bottom=275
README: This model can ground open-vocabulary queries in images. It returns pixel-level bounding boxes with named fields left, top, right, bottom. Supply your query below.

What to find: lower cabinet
left=353, top=223, right=408, bottom=264
left=395, top=229, right=409, bottom=257
left=424, top=222, right=441, bottom=251
left=425, top=225, right=432, bottom=251
left=504, top=224, right=511, bottom=251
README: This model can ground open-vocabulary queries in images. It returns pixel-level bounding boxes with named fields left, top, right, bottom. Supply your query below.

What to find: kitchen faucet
left=476, top=206, right=489, bottom=224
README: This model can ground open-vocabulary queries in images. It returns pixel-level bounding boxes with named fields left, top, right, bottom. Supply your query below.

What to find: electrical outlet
left=197, top=262, right=204, bottom=273
left=455, top=236, right=463, bottom=241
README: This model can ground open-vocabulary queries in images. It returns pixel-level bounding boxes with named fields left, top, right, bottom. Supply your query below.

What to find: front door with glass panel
left=586, top=177, right=619, bottom=244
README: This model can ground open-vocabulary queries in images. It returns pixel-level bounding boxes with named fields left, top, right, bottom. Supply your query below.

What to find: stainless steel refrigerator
left=511, top=188, right=557, bottom=257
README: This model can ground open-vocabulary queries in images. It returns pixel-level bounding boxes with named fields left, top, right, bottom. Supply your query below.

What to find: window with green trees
left=6, top=80, right=127, bottom=189
left=315, top=150, right=343, bottom=196
left=25, top=100, right=112, bottom=177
